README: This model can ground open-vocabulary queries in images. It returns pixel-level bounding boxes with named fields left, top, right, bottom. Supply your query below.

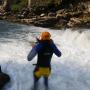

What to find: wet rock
left=88, top=5, right=90, bottom=12
left=56, top=13, right=67, bottom=19
left=0, top=12, right=3, bottom=16
left=20, top=19, right=34, bottom=24
left=67, top=17, right=82, bottom=27
left=48, top=12, right=56, bottom=17
left=17, top=8, right=30, bottom=19
left=34, top=17, right=58, bottom=27
left=55, top=18, right=68, bottom=28
left=56, top=9, right=67, bottom=19
left=56, top=9, right=65, bottom=14
left=68, top=11, right=83, bottom=17
left=40, top=13, right=45, bottom=17
left=0, top=66, right=10, bottom=89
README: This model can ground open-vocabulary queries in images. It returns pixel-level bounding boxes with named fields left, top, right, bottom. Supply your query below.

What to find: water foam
left=0, top=23, right=90, bottom=90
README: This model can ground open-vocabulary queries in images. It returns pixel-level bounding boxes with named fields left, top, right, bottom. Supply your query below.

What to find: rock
left=40, top=13, right=45, bottom=17
left=69, top=11, right=83, bottom=17
left=21, top=19, right=34, bottom=24
left=56, top=9, right=65, bottom=14
left=0, top=73, right=10, bottom=89
left=17, top=14, right=24, bottom=19
left=0, top=66, right=10, bottom=89
left=67, top=17, right=82, bottom=27
left=55, top=18, right=68, bottom=28
left=34, top=17, right=58, bottom=27
left=48, top=12, right=56, bottom=17
left=88, top=4, right=90, bottom=12
left=56, top=13, right=67, bottom=19
left=0, top=12, right=4, bottom=16
left=17, top=8, right=30, bottom=19
left=56, top=9, right=68, bottom=19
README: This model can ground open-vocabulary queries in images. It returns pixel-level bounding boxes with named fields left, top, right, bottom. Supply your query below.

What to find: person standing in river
left=27, top=31, right=61, bottom=90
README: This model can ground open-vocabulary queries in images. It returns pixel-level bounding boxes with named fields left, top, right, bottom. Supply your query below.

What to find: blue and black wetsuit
left=27, top=39, right=61, bottom=88
left=28, top=39, right=61, bottom=68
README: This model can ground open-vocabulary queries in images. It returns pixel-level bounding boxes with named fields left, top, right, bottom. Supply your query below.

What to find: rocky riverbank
left=0, top=12, right=89, bottom=29
left=0, top=1, right=90, bottom=29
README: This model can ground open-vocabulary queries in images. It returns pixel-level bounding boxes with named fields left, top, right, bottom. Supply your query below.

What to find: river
left=0, top=20, right=90, bottom=90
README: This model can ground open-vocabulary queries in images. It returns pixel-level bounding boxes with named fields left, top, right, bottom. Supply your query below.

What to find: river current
left=0, top=20, right=90, bottom=90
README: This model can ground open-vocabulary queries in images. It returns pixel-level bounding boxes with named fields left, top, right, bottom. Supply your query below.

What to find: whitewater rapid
left=0, top=21, right=90, bottom=90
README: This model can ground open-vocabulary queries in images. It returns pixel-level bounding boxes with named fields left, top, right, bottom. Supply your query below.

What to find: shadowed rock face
left=0, top=66, right=10, bottom=89
left=60, top=0, right=79, bottom=8
left=60, top=0, right=90, bottom=9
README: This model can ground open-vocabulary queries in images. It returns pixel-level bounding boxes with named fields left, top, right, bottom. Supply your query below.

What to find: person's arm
left=51, top=42, right=61, bottom=57
left=27, top=47, right=37, bottom=61
left=27, top=43, right=42, bottom=61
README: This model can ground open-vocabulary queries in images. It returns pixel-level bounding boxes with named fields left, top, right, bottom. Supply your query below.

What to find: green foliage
left=19, top=0, right=28, bottom=7
left=12, top=4, right=21, bottom=12
left=12, top=0, right=28, bottom=12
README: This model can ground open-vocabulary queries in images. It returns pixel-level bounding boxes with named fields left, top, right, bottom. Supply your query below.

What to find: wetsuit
left=28, top=40, right=61, bottom=88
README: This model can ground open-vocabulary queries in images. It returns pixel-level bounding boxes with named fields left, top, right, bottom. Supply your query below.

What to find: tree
left=3, top=0, right=13, bottom=11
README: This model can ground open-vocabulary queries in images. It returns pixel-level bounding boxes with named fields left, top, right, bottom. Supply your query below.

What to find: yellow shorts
left=34, top=67, right=50, bottom=78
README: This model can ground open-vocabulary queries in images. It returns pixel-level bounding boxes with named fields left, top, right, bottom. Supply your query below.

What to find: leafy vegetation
left=12, top=0, right=28, bottom=12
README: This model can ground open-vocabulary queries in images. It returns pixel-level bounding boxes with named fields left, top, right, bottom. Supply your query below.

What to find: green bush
left=12, top=4, right=22, bottom=12
left=12, top=0, right=28, bottom=12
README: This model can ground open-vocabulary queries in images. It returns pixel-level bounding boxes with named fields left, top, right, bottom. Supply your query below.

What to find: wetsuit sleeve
left=27, top=44, right=42, bottom=61
left=51, top=42, right=61, bottom=57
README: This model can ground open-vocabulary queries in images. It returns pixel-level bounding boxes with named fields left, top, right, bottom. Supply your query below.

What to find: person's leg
left=33, top=67, right=40, bottom=89
left=44, top=76, right=48, bottom=88
left=44, top=68, right=51, bottom=89
left=33, top=75, right=40, bottom=88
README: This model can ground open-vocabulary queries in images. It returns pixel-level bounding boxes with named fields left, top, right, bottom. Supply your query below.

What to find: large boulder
left=34, top=17, right=58, bottom=27
left=0, top=66, right=10, bottom=89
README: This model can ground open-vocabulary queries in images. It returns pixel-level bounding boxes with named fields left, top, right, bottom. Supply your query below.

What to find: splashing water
left=0, top=21, right=90, bottom=90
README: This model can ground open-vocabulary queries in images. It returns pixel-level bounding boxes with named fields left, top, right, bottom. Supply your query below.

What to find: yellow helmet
left=40, top=32, right=51, bottom=40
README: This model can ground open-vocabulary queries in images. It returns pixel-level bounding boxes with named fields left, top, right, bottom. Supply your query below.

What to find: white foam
left=0, top=24, right=90, bottom=90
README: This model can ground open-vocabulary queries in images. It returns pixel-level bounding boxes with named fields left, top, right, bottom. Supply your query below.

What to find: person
left=27, top=31, right=61, bottom=90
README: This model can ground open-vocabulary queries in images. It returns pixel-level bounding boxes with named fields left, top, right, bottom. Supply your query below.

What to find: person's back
left=27, top=32, right=61, bottom=89
left=37, top=40, right=53, bottom=68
